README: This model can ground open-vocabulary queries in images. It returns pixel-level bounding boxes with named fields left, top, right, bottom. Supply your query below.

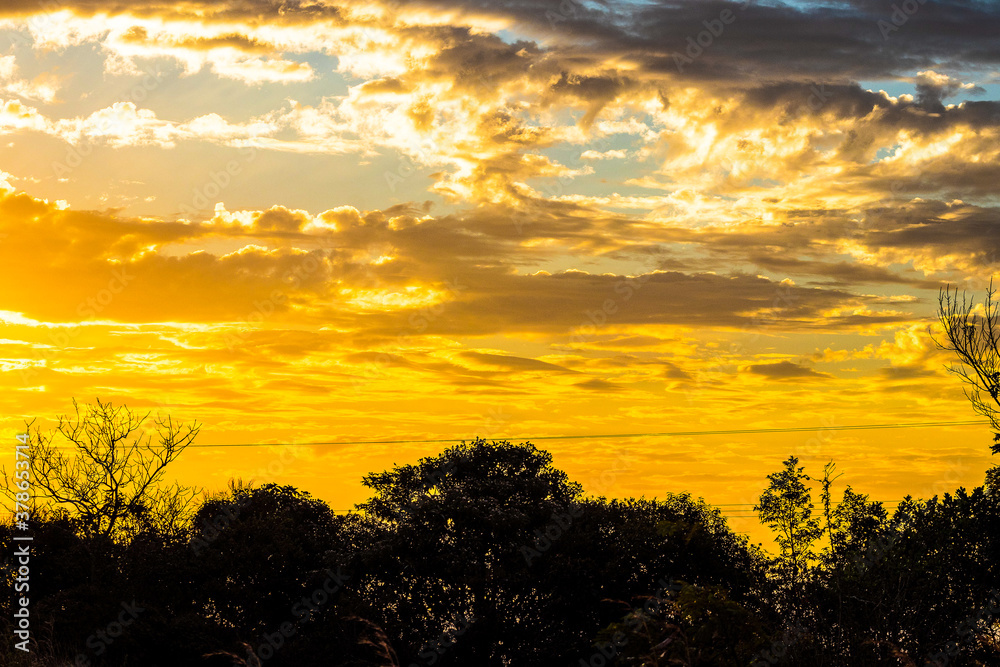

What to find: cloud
left=663, top=362, right=692, bottom=380
left=575, top=378, right=621, bottom=391
left=580, top=149, right=627, bottom=160
left=0, top=184, right=919, bottom=341
left=0, top=0, right=994, bottom=220
left=0, top=0, right=994, bottom=526
left=460, top=351, right=577, bottom=373
left=745, top=360, right=832, bottom=380
left=913, top=70, right=984, bottom=110
left=0, top=98, right=48, bottom=133
left=0, top=55, right=61, bottom=102
left=878, top=365, right=938, bottom=380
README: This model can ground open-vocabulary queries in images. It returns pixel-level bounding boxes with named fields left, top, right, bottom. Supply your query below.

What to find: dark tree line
left=1, top=421, right=998, bottom=666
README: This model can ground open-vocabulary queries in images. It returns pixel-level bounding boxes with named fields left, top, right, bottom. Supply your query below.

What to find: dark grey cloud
left=402, top=0, right=1000, bottom=82
left=459, top=352, right=577, bottom=373
left=340, top=269, right=911, bottom=338
left=744, top=254, right=942, bottom=290
left=879, top=365, right=939, bottom=379
left=575, top=378, right=622, bottom=391
left=863, top=201, right=1000, bottom=264
left=0, top=0, right=346, bottom=22
left=14, top=0, right=1000, bottom=83
left=746, top=360, right=831, bottom=380
left=663, top=362, right=693, bottom=380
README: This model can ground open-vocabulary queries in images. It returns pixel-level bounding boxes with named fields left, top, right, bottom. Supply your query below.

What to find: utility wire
left=186, top=419, right=990, bottom=448
left=325, top=499, right=908, bottom=515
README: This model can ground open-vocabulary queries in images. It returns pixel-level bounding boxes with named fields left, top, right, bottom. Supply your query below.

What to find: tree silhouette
left=1, top=398, right=201, bottom=542
left=190, top=482, right=350, bottom=639
left=755, top=456, right=822, bottom=597
left=936, top=282, right=1000, bottom=454
left=601, top=582, right=767, bottom=667
left=354, top=437, right=586, bottom=665
left=353, top=439, right=771, bottom=666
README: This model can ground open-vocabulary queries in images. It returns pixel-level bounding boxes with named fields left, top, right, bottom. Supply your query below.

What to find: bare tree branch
left=935, top=281, right=1000, bottom=453
left=0, top=397, right=202, bottom=542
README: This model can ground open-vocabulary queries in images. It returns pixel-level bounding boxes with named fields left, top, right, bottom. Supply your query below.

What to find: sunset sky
left=1, top=0, right=998, bottom=543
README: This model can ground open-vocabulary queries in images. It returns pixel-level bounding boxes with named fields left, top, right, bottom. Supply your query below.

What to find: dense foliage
left=2, top=439, right=998, bottom=666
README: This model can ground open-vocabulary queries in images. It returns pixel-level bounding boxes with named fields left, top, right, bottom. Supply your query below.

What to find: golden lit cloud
left=0, top=0, right=997, bottom=538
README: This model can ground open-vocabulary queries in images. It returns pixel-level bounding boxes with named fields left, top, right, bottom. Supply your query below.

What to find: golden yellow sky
left=1, top=0, right=999, bottom=545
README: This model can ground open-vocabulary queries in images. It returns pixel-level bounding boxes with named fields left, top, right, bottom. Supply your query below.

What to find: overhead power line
left=187, top=419, right=990, bottom=448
